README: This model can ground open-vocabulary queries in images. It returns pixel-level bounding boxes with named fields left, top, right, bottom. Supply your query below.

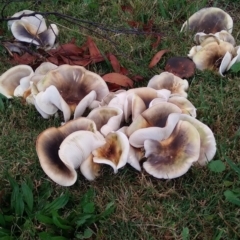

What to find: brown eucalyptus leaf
left=149, top=49, right=169, bottom=68
left=102, top=73, right=133, bottom=87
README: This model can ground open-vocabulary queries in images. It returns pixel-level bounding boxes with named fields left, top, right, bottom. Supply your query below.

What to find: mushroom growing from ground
left=181, top=7, right=233, bottom=34
left=36, top=117, right=102, bottom=186
left=143, top=120, right=200, bottom=179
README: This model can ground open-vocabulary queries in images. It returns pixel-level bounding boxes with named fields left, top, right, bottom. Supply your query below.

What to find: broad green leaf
left=21, top=182, right=33, bottom=212
left=52, top=211, right=72, bottom=230
left=208, top=160, right=225, bottom=173
left=230, top=62, right=240, bottom=73
left=80, top=189, right=94, bottom=206
left=181, top=227, right=189, bottom=240
left=76, top=214, right=93, bottom=227
left=43, top=193, right=69, bottom=213
left=11, top=184, right=24, bottom=216
left=36, top=214, right=53, bottom=224
left=213, top=229, right=223, bottom=240
left=83, top=202, right=95, bottom=214
left=83, top=228, right=93, bottom=238
left=224, top=190, right=240, bottom=206
left=38, top=232, right=67, bottom=240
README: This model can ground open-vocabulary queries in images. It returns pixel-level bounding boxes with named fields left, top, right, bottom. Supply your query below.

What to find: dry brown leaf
left=11, top=52, right=38, bottom=65
left=149, top=49, right=169, bottom=68
left=151, top=36, right=161, bottom=49
left=121, top=5, right=133, bottom=13
left=49, top=42, right=83, bottom=56
left=87, top=37, right=104, bottom=63
left=102, top=73, right=134, bottom=88
left=132, top=75, right=144, bottom=82
left=108, top=54, right=121, bottom=73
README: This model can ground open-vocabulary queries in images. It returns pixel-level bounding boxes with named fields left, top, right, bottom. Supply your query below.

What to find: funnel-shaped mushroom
left=86, top=106, right=123, bottom=136
left=181, top=7, right=233, bottom=34
left=147, top=72, right=189, bottom=97
left=80, top=154, right=101, bottom=181
left=179, top=114, right=216, bottom=165
left=36, top=64, right=109, bottom=115
left=92, top=131, right=130, bottom=173
left=36, top=117, right=99, bottom=186
left=143, top=120, right=200, bottom=179
left=127, top=102, right=182, bottom=137
left=35, top=85, right=71, bottom=122
left=58, top=130, right=106, bottom=170
left=0, top=65, right=33, bottom=98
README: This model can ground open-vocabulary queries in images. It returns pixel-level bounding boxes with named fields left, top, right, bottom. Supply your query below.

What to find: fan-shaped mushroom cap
left=181, top=7, right=233, bottom=34
left=38, top=24, right=59, bottom=49
left=219, top=51, right=232, bottom=76
left=37, top=64, right=109, bottom=113
left=179, top=114, right=216, bottom=165
left=13, top=72, right=34, bottom=97
left=189, top=40, right=235, bottom=71
left=143, top=120, right=200, bottom=179
left=117, top=126, right=144, bottom=171
left=58, top=130, right=106, bottom=170
left=226, top=46, right=240, bottom=71
left=36, top=117, right=99, bottom=186
left=92, top=131, right=130, bottom=173
left=126, top=102, right=182, bottom=137
left=80, top=154, right=101, bottom=181
left=147, top=72, right=189, bottom=97
left=35, top=85, right=71, bottom=122
left=8, top=10, right=35, bottom=29
left=35, top=62, right=58, bottom=75
left=129, top=113, right=180, bottom=148
left=86, top=106, right=123, bottom=136
left=0, top=65, right=33, bottom=98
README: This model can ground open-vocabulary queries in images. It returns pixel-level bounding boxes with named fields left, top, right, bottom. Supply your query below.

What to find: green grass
left=1, top=0, right=240, bottom=239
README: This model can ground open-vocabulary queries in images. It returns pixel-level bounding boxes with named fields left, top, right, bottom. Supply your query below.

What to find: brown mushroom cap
left=181, top=7, right=233, bottom=34
left=143, top=120, right=200, bottom=179
left=36, top=117, right=98, bottom=186
left=165, top=57, right=195, bottom=78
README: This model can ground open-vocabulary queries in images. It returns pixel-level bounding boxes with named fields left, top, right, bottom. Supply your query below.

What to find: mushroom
left=36, top=117, right=101, bottom=186
left=92, top=131, right=130, bottom=173
left=36, top=64, right=109, bottom=116
left=165, top=57, right=196, bottom=78
left=179, top=114, right=216, bottom=166
left=126, top=102, right=182, bottom=138
left=181, top=7, right=233, bottom=34
left=143, top=120, right=200, bottom=179
left=0, top=65, right=34, bottom=98
left=147, top=72, right=189, bottom=97
left=86, top=106, right=123, bottom=136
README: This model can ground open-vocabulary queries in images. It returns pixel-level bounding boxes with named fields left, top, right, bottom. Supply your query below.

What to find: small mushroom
left=181, top=7, right=233, bottom=34
left=0, top=65, right=33, bottom=98
left=179, top=114, right=216, bottom=166
left=127, top=102, right=182, bottom=137
left=147, top=72, right=189, bottom=97
left=86, top=106, right=123, bottom=136
left=143, top=120, right=200, bottom=179
left=165, top=57, right=196, bottom=78
left=36, top=117, right=100, bottom=186
left=92, top=131, right=130, bottom=173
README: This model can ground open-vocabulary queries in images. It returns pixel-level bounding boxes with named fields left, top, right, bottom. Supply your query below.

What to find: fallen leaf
left=108, top=54, right=121, bottom=73
left=11, top=52, right=38, bottom=65
left=151, top=36, right=161, bottom=49
left=121, top=5, right=133, bottom=13
left=102, top=73, right=133, bottom=87
left=132, top=75, right=144, bottom=82
left=143, top=19, right=153, bottom=32
left=120, top=67, right=129, bottom=75
left=49, top=42, right=83, bottom=56
left=87, top=37, right=104, bottom=63
left=149, top=49, right=169, bottom=68
left=127, top=21, right=141, bottom=28
left=107, top=82, right=123, bottom=92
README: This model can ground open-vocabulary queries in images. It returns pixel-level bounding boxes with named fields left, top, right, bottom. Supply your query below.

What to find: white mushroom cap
left=92, top=131, right=130, bottom=173
left=143, top=120, right=201, bottom=179
left=179, top=114, right=216, bottom=165
left=0, top=65, right=33, bottom=98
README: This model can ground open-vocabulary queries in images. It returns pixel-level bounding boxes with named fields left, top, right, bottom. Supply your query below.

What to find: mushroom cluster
left=7, top=10, right=59, bottom=50
left=29, top=69, right=216, bottom=186
left=181, top=7, right=240, bottom=76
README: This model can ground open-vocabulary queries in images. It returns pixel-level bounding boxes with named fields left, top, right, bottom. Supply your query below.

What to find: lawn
left=0, top=0, right=240, bottom=239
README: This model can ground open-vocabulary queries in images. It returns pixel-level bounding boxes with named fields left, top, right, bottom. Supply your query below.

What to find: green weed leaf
left=36, top=214, right=53, bottom=224
left=224, top=190, right=240, bottom=206
left=76, top=214, right=93, bottom=227
left=21, top=182, right=33, bottom=212
left=230, top=62, right=240, bottom=73
left=83, top=202, right=95, bottom=214
left=43, top=193, right=69, bottom=213
left=208, top=160, right=225, bottom=173
left=181, top=227, right=189, bottom=240
left=99, top=201, right=115, bottom=218
left=52, top=211, right=72, bottom=230
left=224, top=156, right=240, bottom=178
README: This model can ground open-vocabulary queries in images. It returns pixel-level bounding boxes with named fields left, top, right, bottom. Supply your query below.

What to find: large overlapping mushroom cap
left=36, top=117, right=103, bottom=186
left=181, top=7, right=233, bottom=34
left=0, top=65, right=34, bottom=98
left=35, top=64, right=109, bottom=119
left=147, top=72, right=189, bottom=97
left=143, top=120, right=201, bottom=179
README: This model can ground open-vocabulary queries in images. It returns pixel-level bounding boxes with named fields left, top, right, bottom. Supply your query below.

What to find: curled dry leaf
left=108, top=54, right=121, bottom=72
left=87, top=36, right=104, bottom=63
left=151, top=36, right=161, bottom=49
left=102, top=73, right=134, bottom=88
left=149, top=49, right=169, bottom=68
